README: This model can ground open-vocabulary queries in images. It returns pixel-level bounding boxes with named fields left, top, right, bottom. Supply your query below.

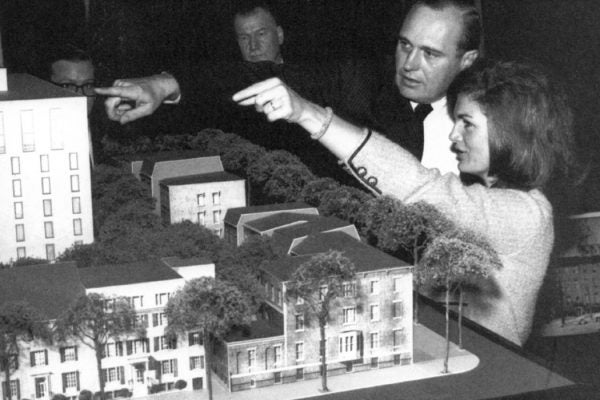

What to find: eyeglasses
left=54, top=82, right=96, bottom=97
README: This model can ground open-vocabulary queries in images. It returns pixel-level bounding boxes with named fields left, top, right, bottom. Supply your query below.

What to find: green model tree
left=421, top=229, right=501, bottom=372
left=285, top=250, right=356, bottom=393
left=55, top=293, right=140, bottom=398
left=165, top=277, right=252, bottom=400
left=0, top=302, right=51, bottom=400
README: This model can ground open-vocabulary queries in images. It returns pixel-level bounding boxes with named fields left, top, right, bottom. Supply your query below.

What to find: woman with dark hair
left=233, top=60, right=577, bottom=345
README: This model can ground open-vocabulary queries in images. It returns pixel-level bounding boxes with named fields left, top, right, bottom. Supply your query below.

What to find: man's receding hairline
left=235, top=6, right=278, bottom=27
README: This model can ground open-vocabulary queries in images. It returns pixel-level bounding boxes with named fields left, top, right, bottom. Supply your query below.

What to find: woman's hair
left=447, top=60, right=577, bottom=191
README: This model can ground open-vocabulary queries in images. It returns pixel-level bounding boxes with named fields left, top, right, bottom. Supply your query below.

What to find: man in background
left=97, top=0, right=480, bottom=178
left=46, top=45, right=104, bottom=165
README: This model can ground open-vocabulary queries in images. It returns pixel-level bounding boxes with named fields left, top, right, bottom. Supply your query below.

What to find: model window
left=30, top=350, right=47, bottom=366
left=13, top=179, right=22, bottom=197
left=20, top=110, right=35, bottom=152
left=70, top=175, right=80, bottom=192
left=73, top=218, right=82, bottom=236
left=213, top=210, right=221, bottom=224
left=60, top=346, right=78, bottom=362
left=342, top=307, right=356, bottom=324
left=273, top=345, right=282, bottom=366
left=49, top=108, right=65, bottom=150
left=40, top=154, right=49, bottom=172
left=247, top=349, right=256, bottom=368
left=295, top=314, right=305, bottom=331
left=16, top=247, right=26, bottom=259
left=197, top=193, right=205, bottom=206
left=11, top=157, right=20, bottom=175
left=69, top=153, right=79, bottom=170
left=197, top=211, right=206, bottom=225
left=393, top=301, right=405, bottom=318
left=63, top=371, right=78, bottom=390
left=41, top=177, right=51, bottom=194
left=15, top=224, right=25, bottom=242
left=46, top=244, right=55, bottom=261
left=370, top=304, right=380, bottom=321
left=43, top=199, right=52, bottom=217
left=44, top=221, right=54, bottom=238
left=342, top=282, right=355, bottom=297
left=72, top=197, right=81, bottom=214
left=295, top=342, right=304, bottom=361
left=370, top=279, right=380, bottom=294
left=190, top=356, right=204, bottom=370
left=161, top=359, right=177, bottom=375
left=370, top=332, right=380, bottom=349
left=212, top=191, right=221, bottom=205
left=14, top=202, right=24, bottom=219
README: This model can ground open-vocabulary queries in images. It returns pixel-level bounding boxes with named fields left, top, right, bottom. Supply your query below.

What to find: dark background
left=1, top=0, right=599, bottom=214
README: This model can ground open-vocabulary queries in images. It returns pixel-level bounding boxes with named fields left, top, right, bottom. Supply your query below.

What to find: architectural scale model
left=0, top=72, right=93, bottom=263
left=0, top=257, right=214, bottom=399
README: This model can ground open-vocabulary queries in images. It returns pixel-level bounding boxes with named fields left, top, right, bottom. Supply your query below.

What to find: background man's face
left=234, top=7, right=284, bottom=63
left=50, top=59, right=95, bottom=115
left=395, top=5, right=470, bottom=104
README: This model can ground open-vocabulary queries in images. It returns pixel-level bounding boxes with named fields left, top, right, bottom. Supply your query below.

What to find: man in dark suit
left=97, top=0, right=481, bottom=178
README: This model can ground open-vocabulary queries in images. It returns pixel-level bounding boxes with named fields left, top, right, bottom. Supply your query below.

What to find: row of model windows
left=12, top=175, right=80, bottom=197
left=197, top=191, right=220, bottom=206
left=0, top=108, right=71, bottom=154
left=14, top=241, right=82, bottom=261
left=100, top=332, right=202, bottom=359
left=15, top=219, right=83, bottom=241
left=294, top=301, right=404, bottom=329
left=14, top=198, right=81, bottom=219
left=29, top=347, right=77, bottom=366
left=197, top=209, right=222, bottom=225
left=236, top=345, right=282, bottom=374
left=10, top=153, right=79, bottom=175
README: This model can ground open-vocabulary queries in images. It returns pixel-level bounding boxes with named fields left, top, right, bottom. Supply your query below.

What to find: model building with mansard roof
left=0, top=73, right=93, bottom=263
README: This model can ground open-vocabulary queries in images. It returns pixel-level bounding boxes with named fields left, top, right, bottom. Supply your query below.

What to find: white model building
left=0, top=73, right=93, bottom=263
left=0, top=257, right=214, bottom=400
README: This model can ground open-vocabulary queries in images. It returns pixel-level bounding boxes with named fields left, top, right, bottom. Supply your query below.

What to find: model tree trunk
left=458, top=289, right=464, bottom=349
left=443, top=277, right=450, bottom=374
left=204, top=328, right=214, bottom=400
left=319, top=322, right=328, bottom=392
left=95, top=341, right=105, bottom=397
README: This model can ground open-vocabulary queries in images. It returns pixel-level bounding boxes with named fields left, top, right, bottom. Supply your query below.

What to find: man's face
left=395, top=5, right=477, bottom=104
left=50, top=59, right=95, bottom=115
left=234, top=7, right=284, bottom=64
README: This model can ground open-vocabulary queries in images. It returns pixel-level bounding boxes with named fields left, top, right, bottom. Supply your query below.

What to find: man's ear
left=460, top=49, right=479, bottom=70
left=277, top=26, right=284, bottom=45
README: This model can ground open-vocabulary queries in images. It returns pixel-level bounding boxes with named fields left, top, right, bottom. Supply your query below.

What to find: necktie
left=414, top=103, right=433, bottom=131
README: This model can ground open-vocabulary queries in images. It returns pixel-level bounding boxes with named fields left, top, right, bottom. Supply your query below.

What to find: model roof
left=262, top=231, right=409, bottom=281
left=79, top=258, right=182, bottom=288
left=0, top=262, right=85, bottom=320
left=244, top=212, right=321, bottom=232
left=161, top=256, right=213, bottom=268
left=139, top=152, right=221, bottom=177
left=270, top=217, right=354, bottom=254
left=0, top=74, right=79, bottom=101
left=159, top=171, right=243, bottom=186
left=224, top=202, right=315, bottom=225
left=223, top=317, right=283, bottom=343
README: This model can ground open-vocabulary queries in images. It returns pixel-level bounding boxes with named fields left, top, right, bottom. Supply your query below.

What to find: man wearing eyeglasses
left=48, top=45, right=96, bottom=115
left=47, top=45, right=99, bottom=166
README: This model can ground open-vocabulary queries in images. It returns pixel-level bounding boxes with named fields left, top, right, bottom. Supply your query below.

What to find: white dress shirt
left=411, top=97, right=458, bottom=176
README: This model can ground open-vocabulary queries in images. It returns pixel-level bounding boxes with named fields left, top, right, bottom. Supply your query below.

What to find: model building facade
left=214, top=206, right=414, bottom=392
left=0, top=74, right=93, bottom=263
left=0, top=257, right=213, bottom=400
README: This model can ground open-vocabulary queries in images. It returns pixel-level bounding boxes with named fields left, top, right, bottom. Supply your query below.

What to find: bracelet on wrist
left=310, top=106, right=334, bottom=140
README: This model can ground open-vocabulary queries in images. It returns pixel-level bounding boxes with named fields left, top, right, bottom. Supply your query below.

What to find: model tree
left=285, top=250, right=356, bottom=393
left=165, top=277, right=252, bottom=400
left=55, top=293, right=139, bottom=398
left=0, top=302, right=51, bottom=400
left=420, top=229, right=501, bottom=372
left=363, top=197, right=453, bottom=324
